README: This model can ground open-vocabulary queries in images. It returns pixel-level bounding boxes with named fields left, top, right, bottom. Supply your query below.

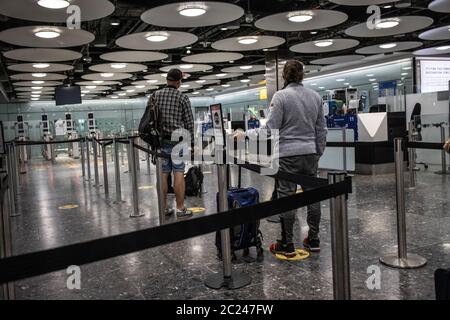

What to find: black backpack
left=185, top=166, right=204, bottom=197
left=139, top=94, right=161, bottom=150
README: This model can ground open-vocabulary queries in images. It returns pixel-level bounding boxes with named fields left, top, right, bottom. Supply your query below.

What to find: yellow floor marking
left=58, top=204, right=79, bottom=210
left=188, top=207, right=206, bottom=214
left=275, top=249, right=310, bottom=261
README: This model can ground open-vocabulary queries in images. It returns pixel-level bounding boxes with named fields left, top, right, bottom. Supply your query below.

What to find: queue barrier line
left=406, top=142, right=444, bottom=151
left=0, top=177, right=351, bottom=284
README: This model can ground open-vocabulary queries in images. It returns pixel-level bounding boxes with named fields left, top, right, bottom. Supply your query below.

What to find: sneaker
left=176, top=208, right=193, bottom=219
left=164, top=208, right=175, bottom=216
left=303, top=237, right=321, bottom=252
left=269, top=241, right=297, bottom=258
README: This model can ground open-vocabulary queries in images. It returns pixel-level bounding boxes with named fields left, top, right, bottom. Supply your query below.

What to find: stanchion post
left=204, top=164, right=251, bottom=290
left=86, top=137, right=92, bottom=181
left=113, top=139, right=125, bottom=204
left=435, top=126, right=448, bottom=174
left=11, top=143, right=19, bottom=195
left=93, top=139, right=101, bottom=187
left=128, top=138, right=144, bottom=218
left=155, top=156, right=165, bottom=224
left=80, top=139, right=86, bottom=178
left=102, top=143, right=109, bottom=198
left=1, top=180, right=16, bottom=299
left=328, top=172, right=351, bottom=300
left=6, top=147, right=17, bottom=217
left=146, top=144, right=152, bottom=176
left=342, top=128, right=347, bottom=173
left=408, top=121, right=416, bottom=189
left=380, top=138, right=427, bottom=269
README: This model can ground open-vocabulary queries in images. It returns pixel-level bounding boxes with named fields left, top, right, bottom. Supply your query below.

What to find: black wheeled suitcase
left=435, top=268, right=450, bottom=300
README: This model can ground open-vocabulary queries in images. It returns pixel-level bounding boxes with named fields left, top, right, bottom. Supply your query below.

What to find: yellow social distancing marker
left=188, top=207, right=206, bottom=214
left=275, top=249, right=310, bottom=261
left=58, top=204, right=79, bottom=210
left=138, top=185, right=154, bottom=190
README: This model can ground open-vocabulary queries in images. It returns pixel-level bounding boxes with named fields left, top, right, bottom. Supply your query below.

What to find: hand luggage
left=215, top=187, right=264, bottom=262
left=185, top=166, right=204, bottom=197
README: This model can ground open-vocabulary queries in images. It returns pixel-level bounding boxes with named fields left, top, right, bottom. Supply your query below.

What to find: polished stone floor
left=8, top=147, right=450, bottom=300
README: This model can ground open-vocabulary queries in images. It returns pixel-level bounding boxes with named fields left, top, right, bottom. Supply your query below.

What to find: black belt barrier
left=0, top=176, right=351, bottom=284
left=406, top=141, right=444, bottom=150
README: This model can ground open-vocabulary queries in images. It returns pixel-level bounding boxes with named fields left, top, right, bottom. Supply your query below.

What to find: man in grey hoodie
left=239, top=60, right=327, bottom=257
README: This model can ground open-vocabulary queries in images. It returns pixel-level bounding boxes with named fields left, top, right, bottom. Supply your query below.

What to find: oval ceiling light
left=146, top=32, right=169, bottom=42
left=287, top=11, right=313, bottom=23
left=178, top=4, right=207, bottom=17
left=32, top=63, right=50, bottom=69
left=379, top=43, right=397, bottom=49
left=217, top=73, right=228, bottom=77
left=436, top=45, right=450, bottom=50
left=111, top=63, right=127, bottom=69
left=147, top=79, right=158, bottom=84
left=180, top=64, right=194, bottom=69
left=32, top=73, right=47, bottom=78
left=135, top=85, right=146, bottom=89
left=86, top=86, right=97, bottom=89
left=31, top=98, right=40, bottom=101
left=111, top=95, right=119, bottom=99
left=126, top=89, right=135, bottom=93
left=34, top=30, right=61, bottom=39
left=37, top=0, right=70, bottom=9
left=240, top=66, right=253, bottom=70
left=31, top=86, right=43, bottom=90
left=118, top=93, right=127, bottom=96
left=93, top=80, right=104, bottom=84
left=375, top=18, right=400, bottom=29
left=101, top=73, right=114, bottom=78
left=238, top=37, right=259, bottom=45
left=32, top=81, right=45, bottom=84
left=241, top=79, right=251, bottom=83
left=314, top=40, right=334, bottom=47
left=206, top=88, right=214, bottom=91
left=196, top=80, right=206, bottom=84
left=192, top=91, right=200, bottom=95
left=222, top=84, right=231, bottom=87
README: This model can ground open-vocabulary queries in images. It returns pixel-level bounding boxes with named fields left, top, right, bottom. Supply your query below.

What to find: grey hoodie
left=248, top=83, right=327, bottom=158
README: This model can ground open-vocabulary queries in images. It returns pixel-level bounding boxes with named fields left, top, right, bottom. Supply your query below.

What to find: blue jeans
left=161, top=144, right=185, bottom=173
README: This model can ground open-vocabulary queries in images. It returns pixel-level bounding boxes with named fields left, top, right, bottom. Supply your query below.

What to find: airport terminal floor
left=8, top=152, right=450, bottom=300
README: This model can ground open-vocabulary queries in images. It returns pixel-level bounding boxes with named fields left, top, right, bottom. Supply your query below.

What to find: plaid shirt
left=152, top=86, right=194, bottom=142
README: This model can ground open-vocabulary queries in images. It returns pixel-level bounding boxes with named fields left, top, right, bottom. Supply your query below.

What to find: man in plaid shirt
left=153, top=68, right=194, bottom=218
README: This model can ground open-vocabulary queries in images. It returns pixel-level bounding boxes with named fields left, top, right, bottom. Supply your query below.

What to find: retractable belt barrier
left=0, top=169, right=351, bottom=285
left=326, top=140, right=445, bottom=151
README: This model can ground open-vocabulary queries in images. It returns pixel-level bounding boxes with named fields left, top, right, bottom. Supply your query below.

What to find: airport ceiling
left=0, top=0, right=449, bottom=102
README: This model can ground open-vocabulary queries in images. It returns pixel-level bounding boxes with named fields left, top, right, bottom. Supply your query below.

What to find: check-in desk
left=355, top=112, right=406, bottom=175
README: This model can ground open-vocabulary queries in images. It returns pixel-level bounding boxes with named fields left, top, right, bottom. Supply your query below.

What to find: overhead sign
left=420, top=60, right=450, bottom=93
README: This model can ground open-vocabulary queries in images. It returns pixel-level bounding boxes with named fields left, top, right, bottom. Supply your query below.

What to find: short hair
left=282, top=60, right=304, bottom=85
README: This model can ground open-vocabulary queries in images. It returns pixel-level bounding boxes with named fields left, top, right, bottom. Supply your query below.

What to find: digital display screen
left=17, top=115, right=23, bottom=122
left=420, top=60, right=450, bottom=93
left=88, top=113, right=94, bottom=119
left=55, top=85, right=82, bottom=106
left=42, top=115, right=48, bottom=121
left=89, top=120, right=94, bottom=127
left=66, top=114, right=72, bottom=120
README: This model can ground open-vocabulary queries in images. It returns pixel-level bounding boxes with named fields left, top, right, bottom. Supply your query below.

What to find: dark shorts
left=161, top=144, right=185, bottom=173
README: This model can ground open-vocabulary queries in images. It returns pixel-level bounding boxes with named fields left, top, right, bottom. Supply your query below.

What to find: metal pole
left=102, top=144, right=109, bottom=197
left=436, top=126, right=448, bottom=174
left=86, top=137, right=92, bottom=181
left=128, top=138, right=144, bottom=218
left=328, top=172, right=351, bottom=300
left=342, top=128, right=347, bottom=173
left=135, top=145, right=140, bottom=171
left=6, top=150, right=17, bottom=217
left=1, top=182, right=15, bottom=299
left=155, top=156, right=165, bottom=224
left=380, top=138, right=427, bottom=269
left=80, top=139, right=86, bottom=178
left=11, top=144, right=19, bottom=196
left=408, top=121, right=416, bottom=188
left=146, top=144, right=152, bottom=176
left=113, top=139, right=125, bottom=204
left=93, top=139, right=100, bottom=187
left=204, top=164, right=251, bottom=290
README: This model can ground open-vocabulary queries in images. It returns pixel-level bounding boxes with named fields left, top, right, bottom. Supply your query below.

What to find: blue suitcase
left=215, top=188, right=264, bottom=262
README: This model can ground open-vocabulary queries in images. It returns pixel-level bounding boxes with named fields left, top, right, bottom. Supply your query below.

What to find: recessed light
left=33, top=63, right=50, bottom=69
left=375, top=18, right=400, bottom=29
left=126, top=89, right=135, bottom=93
left=366, top=74, right=375, bottom=77
left=311, top=83, right=317, bottom=86
left=196, top=80, right=206, bottom=84
left=31, top=98, right=40, bottom=101
left=402, top=66, right=412, bottom=70
left=34, top=29, right=60, bottom=39
left=147, top=79, right=158, bottom=84
left=319, top=86, right=325, bottom=89
left=111, top=63, right=127, bottom=69
left=206, top=88, right=214, bottom=91
left=32, top=81, right=45, bottom=84
left=192, top=91, right=200, bottom=95
left=401, top=72, right=409, bottom=76
left=101, top=73, right=114, bottom=78
left=146, top=33, right=169, bottom=42
left=135, top=85, right=146, bottom=89
left=162, top=73, right=168, bottom=78
left=241, top=79, right=251, bottom=83
left=221, top=84, right=231, bottom=87
left=180, top=64, right=194, bottom=69
left=344, top=83, right=350, bottom=86
left=179, top=5, right=207, bottom=17
left=118, top=93, right=127, bottom=96
left=86, top=86, right=96, bottom=89
left=310, top=31, right=318, bottom=35
left=93, top=80, right=104, bottom=84
left=240, top=66, right=253, bottom=70
left=32, top=73, right=47, bottom=78
left=221, top=27, right=228, bottom=31
left=383, top=5, right=392, bottom=8
left=31, top=94, right=41, bottom=98
left=111, top=95, right=119, bottom=99
left=81, top=94, right=85, bottom=97
left=436, top=45, right=450, bottom=51
left=111, top=22, right=120, bottom=26
left=37, top=0, right=69, bottom=9
left=369, top=78, right=377, bottom=82
left=181, top=84, right=190, bottom=88
left=287, top=12, right=313, bottom=23
left=336, top=78, right=345, bottom=82
left=238, top=37, right=258, bottom=45
left=379, top=43, right=397, bottom=49
left=217, top=73, right=228, bottom=77
left=314, top=40, right=334, bottom=48
left=81, top=90, right=90, bottom=93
